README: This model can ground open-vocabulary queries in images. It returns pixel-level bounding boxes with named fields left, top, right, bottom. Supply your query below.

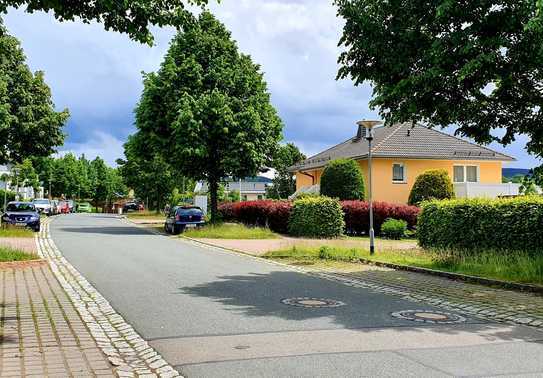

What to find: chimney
left=353, top=124, right=364, bottom=142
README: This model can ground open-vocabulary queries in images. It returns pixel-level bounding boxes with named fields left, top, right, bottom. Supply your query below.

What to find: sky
left=4, top=0, right=541, bottom=169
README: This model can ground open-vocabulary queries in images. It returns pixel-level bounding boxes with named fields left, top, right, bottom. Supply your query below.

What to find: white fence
left=454, top=182, right=526, bottom=199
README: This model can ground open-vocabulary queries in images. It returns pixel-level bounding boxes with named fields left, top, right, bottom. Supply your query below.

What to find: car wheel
left=164, top=223, right=170, bottom=234
left=34, top=225, right=40, bottom=232
left=172, top=225, right=184, bottom=235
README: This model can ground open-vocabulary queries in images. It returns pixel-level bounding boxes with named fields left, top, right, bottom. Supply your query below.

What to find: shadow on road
left=58, top=226, right=152, bottom=236
left=177, top=270, right=541, bottom=342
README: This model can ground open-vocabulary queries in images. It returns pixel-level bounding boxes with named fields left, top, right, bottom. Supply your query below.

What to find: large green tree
left=135, top=12, right=283, bottom=221
left=1, top=0, right=210, bottom=44
left=118, top=132, right=188, bottom=212
left=335, top=0, right=543, bottom=158
left=0, top=21, right=68, bottom=164
left=267, top=143, right=305, bottom=199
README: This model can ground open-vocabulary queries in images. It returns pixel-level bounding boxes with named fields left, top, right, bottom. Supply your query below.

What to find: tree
left=267, top=143, right=306, bottom=199
left=320, top=159, right=365, bottom=200
left=0, top=21, right=68, bottom=165
left=134, top=12, right=283, bottom=222
left=408, top=169, right=455, bottom=206
left=335, top=0, right=543, bottom=159
left=0, top=0, right=210, bottom=44
left=118, top=132, right=188, bottom=212
left=14, top=159, right=40, bottom=192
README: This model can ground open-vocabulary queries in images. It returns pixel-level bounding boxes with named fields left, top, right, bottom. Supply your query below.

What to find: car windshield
left=33, top=200, right=50, bottom=205
left=6, top=203, right=36, bottom=212
left=178, top=208, right=202, bottom=216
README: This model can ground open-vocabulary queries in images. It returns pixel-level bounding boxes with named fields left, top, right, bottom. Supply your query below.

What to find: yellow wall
left=296, top=159, right=503, bottom=204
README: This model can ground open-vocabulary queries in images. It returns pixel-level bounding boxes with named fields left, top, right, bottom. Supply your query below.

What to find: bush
left=341, top=201, right=419, bottom=235
left=0, top=189, right=15, bottom=204
left=417, top=196, right=543, bottom=252
left=320, top=159, right=365, bottom=200
left=381, top=218, right=408, bottom=239
left=408, top=169, right=455, bottom=206
left=217, top=200, right=291, bottom=234
left=288, top=196, right=345, bottom=238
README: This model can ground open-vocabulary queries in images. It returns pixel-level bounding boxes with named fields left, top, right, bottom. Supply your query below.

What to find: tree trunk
left=209, top=179, right=219, bottom=224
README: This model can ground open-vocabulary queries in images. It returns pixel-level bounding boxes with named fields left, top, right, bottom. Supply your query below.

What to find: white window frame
left=453, top=165, right=480, bottom=183
left=392, top=162, right=407, bottom=184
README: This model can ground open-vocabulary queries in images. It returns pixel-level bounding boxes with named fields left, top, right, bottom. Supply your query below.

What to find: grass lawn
left=264, top=246, right=543, bottom=285
left=0, top=246, right=38, bottom=262
left=125, top=211, right=165, bottom=219
left=0, top=227, right=34, bottom=238
left=184, top=223, right=279, bottom=239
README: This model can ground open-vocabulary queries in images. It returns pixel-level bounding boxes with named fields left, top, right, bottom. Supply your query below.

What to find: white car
left=33, top=199, right=53, bottom=216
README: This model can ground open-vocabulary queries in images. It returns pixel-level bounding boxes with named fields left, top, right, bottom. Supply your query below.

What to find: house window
left=257, top=195, right=263, bottom=200
left=454, top=165, right=479, bottom=183
left=392, top=163, right=406, bottom=183
left=242, top=194, right=248, bottom=201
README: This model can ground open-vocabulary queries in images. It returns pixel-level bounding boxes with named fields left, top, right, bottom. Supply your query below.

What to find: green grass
left=184, top=223, right=279, bottom=239
left=0, top=227, right=34, bottom=238
left=0, top=246, right=37, bottom=262
left=264, top=246, right=543, bottom=285
left=125, top=211, right=164, bottom=219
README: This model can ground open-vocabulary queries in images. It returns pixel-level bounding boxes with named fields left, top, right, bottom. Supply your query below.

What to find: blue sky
left=4, top=0, right=540, bottom=169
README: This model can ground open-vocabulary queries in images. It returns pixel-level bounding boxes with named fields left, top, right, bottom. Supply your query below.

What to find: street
left=50, top=214, right=543, bottom=378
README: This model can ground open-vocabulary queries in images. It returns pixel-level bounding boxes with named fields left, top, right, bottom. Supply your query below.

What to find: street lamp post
left=357, top=120, right=382, bottom=255
left=13, top=168, right=20, bottom=202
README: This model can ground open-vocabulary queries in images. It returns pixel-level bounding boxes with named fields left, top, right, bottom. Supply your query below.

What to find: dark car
left=1, top=202, right=41, bottom=232
left=123, top=200, right=143, bottom=212
left=164, top=206, right=205, bottom=234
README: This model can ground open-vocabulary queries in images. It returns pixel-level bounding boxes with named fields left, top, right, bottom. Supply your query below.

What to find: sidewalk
left=0, top=262, right=114, bottom=377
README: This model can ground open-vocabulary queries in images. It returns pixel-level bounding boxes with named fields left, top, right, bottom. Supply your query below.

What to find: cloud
left=4, top=1, right=541, bottom=169
left=57, top=132, right=125, bottom=167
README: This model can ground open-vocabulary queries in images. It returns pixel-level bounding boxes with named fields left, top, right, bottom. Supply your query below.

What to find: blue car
left=164, top=206, right=205, bottom=235
left=1, top=202, right=41, bottom=232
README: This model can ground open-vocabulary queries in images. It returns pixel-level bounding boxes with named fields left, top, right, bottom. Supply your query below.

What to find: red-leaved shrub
left=218, top=200, right=292, bottom=233
left=341, top=201, right=419, bottom=235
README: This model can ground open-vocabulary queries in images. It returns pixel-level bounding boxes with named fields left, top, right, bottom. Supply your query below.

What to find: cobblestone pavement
left=182, top=238, right=543, bottom=330
left=0, top=261, right=115, bottom=377
left=32, top=217, right=180, bottom=377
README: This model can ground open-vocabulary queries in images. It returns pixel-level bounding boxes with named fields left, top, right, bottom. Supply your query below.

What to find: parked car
left=164, top=206, right=205, bottom=235
left=1, top=202, right=41, bottom=232
left=78, top=202, right=92, bottom=213
left=123, top=200, right=144, bottom=212
left=67, top=200, right=75, bottom=213
left=51, top=199, right=59, bottom=215
left=33, top=199, right=53, bottom=216
left=58, top=201, right=70, bottom=214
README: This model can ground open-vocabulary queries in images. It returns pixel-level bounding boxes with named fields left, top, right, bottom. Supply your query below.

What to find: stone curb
left=180, top=236, right=543, bottom=329
left=36, top=218, right=181, bottom=378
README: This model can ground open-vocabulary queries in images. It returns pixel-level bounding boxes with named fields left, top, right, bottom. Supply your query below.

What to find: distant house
left=196, top=176, right=273, bottom=202
left=290, top=123, right=518, bottom=204
left=0, top=164, right=42, bottom=200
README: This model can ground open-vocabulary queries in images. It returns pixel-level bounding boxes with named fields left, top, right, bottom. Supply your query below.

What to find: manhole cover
left=391, top=310, right=466, bottom=324
left=281, top=297, right=346, bottom=308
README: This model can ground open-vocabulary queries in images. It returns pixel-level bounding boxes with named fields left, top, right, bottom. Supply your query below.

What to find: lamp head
left=356, top=120, right=382, bottom=141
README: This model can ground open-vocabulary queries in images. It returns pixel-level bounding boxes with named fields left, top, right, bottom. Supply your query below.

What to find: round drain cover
left=391, top=310, right=466, bottom=324
left=281, top=297, right=346, bottom=308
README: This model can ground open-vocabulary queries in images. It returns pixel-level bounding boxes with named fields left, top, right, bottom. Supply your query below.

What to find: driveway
left=50, top=214, right=543, bottom=377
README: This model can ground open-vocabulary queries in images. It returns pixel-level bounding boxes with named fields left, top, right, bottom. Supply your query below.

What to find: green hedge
left=418, top=196, right=543, bottom=252
left=408, top=169, right=454, bottom=206
left=381, top=218, right=407, bottom=240
left=320, top=159, right=365, bottom=200
left=288, top=196, right=345, bottom=238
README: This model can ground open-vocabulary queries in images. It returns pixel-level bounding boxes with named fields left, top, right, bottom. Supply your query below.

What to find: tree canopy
left=335, top=0, right=543, bottom=159
left=0, top=21, right=68, bottom=164
left=0, top=0, right=210, bottom=44
left=134, top=11, right=283, bottom=221
left=266, top=143, right=305, bottom=199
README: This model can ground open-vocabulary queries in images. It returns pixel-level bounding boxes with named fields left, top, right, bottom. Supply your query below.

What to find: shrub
left=341, top=201, right=419, bottom=235
left=408, top=169, right=455, bottom=206
left=217, top=200, right=291, bottom=234
left=320, top=159, right=365, bottom=200
left=288, top=196, right=345, bottom=238
left=0, top=189, right=15, bottom=204
left=417, top=196, right=543, bottom=252
left=381, top=218, right=408, bottom=239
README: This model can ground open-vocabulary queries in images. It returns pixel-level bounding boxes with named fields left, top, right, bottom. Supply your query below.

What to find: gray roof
left=290, top=123, right=515, bottom=172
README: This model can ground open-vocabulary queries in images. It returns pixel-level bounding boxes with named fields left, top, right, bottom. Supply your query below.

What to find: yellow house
left=290, top=123, right=515, bottom=204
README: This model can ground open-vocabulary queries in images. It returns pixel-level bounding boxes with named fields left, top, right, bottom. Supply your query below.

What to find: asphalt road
left=51, top=214, right=543, bottom=377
